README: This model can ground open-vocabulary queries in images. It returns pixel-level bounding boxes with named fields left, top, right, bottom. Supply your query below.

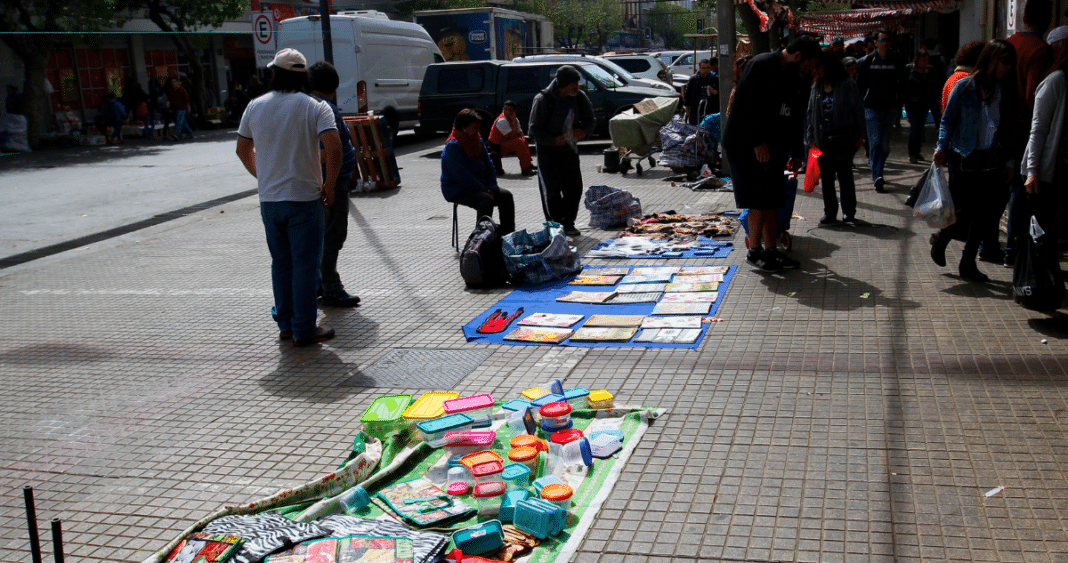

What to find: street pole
left=320, top=0, right=334, bottom=64
left=716, top=0, right=735, bottom=175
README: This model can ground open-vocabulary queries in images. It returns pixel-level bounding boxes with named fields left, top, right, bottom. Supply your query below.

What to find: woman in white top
left=1021, top=47, right=1068, bottom=237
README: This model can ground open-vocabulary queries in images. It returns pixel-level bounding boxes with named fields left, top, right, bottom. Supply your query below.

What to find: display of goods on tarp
left=146, top=384, right=659, bottom=563
left=620, top=212, right=738, bottom=241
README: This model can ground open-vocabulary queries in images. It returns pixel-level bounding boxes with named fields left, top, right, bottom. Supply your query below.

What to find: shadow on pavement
left=259, top=346, right=352, bottom=403
left=757, top=262, right=922, bottom=313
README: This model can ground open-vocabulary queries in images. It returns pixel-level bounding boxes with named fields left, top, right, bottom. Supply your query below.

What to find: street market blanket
left=585, top=236, right=732, bottom=259
left=144, top=406, right=661, bottom=563
left=462, top=266, right=737, bottom=350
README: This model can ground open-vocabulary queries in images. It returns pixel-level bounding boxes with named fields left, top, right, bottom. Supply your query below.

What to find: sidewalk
left=2, top=123, right=1068, bottom=563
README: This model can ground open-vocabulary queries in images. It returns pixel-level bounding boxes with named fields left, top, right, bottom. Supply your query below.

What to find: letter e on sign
left=255, top=14, right=273, bottom=45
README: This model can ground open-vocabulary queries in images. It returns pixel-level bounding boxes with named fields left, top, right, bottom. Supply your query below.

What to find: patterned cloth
left=583, top=186, right=642, bottom=229
left=317, top=515, right=448, bottom=563
left=200, top=513, right=328, bottom=563
left=501, top=222, right=581, bottom=285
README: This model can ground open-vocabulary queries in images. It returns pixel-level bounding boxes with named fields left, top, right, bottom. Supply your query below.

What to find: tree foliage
left=647, top=3, right=702, bottom=49
left=0, top=0, right=131, bottom=148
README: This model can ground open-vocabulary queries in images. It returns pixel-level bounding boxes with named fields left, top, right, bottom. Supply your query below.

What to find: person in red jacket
left=170, top=77, right=194, bottom=140
left=487, top=100, right=536, bottom=176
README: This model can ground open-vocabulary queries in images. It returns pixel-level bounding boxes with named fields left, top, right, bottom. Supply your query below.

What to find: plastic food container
left=560, top=437, right=593, bottom=468
left=501, top=462, right=532, bottom=490
left=499, top=490, right=530, bottom=523
left=442, top=430, right=497, bottom=462
left=531, top=393, right=566, bottom=410
left=470, top=460, right=504, bottom=484
left=513, top=498, right=567, bottom=539
left=550, top=428, right=584, bottom=445
left=501, top=399, right=532, bottom=413
left=416, top=413, right=474, bottom=448
left=539, top=402, right=572, bottom=428
left=338, top=485, right=371, bottom=514
left=540, top=418, right=573, bottom=433
left=510, top=434, right=548, bottom=452
left=540, top=483, right=574, bottom=512
left=507, top=446, right=539, bottom=475
left=452, top=519, right=504, bottom=555
left=471, top=482, right=507, bottom=517
left=562, top=387, right=590, bottom=409
left=522, top=379, right=563, bottom=401
left=460, top=450, right=504, bottom=470
left=359, top=394, right=413, bottom=439
left=446, top=481, right=470, bottom=495
left=444, top=393, right=494, bottom=428
left=532, top=475, right=566, bottom=496
left=589, top=432, right=623, bottom=458
left=587, top=389, right=614, bottom=409
left=403, top=392, right=459, bottom=427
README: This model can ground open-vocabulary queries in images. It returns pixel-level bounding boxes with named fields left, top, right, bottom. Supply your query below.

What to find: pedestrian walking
left=122, top=78, right=152, bottom=140
left=235, top=48, right=342, bottom=347
left=930, top=40, right=1017, bottom=283
left=722, top=36, right=820, bottom=272
left=1004, top=0, right=1054, bottom=266
left=157, top=77, right=175, bottom=140
left=487, top=100, right=536, bottom=176
left=856, top=29, right=907, bottom=192
left=170, top=77, right=194, bottom=140
left=941, top=42, right=985, bottom=113
left=307, top=60, right=362, bottom=309
left=100, top=91, right=127, bottom=145
left=441, top=109, right=516, bottom=234
left=528, top=65, right=595, bottom=237
left=805, top=49, right=866, bottom=224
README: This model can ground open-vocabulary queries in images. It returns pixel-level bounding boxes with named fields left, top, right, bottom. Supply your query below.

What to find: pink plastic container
left=444, top=393, right=495, bottom=427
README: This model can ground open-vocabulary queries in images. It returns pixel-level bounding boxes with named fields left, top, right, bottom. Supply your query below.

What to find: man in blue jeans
left=856, top=29, right=907, bottom=192
left=236, top=48, right=342, bottom=347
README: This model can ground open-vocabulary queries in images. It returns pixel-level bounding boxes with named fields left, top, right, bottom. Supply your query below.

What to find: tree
left=539, top=0, right=622, bottom=52
left=0, top=0, right=127, bottom=149
left=115, top=0, right=246, bottom=123
left=647, top=3, right=700, bottom=49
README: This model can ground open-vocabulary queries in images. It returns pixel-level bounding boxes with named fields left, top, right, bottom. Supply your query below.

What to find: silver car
left=511, top=54, right=676, bottom=93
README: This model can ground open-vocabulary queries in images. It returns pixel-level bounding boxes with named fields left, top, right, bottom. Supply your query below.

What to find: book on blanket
left=166, top=533, right=242, bottom=563
left=268, top=536, right=414, bottom=563
left=570, top=326, right=638, bottom=342
left=518, top=313, right=584, bottom=327
left=676, top=266, right=729, bottom=275
left=634, top=328, right=703, bottom=344
left=556, top=291, right=616, bottom=304
left=569, top=274, right=623, bottom=286
left=583, top=315, right=645, bottom=327
left=581, top=266, right=631, bottom=276
left=608, top=292, right=662, bottom=304
left=503, top=326, right=574, bottom=343
left=651, top=302, right=712, bottom=315
left=665, top=282, right=720, bottom=292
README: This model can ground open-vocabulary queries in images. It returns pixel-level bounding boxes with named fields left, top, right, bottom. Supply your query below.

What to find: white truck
left=277, top=11, right=443, bottom=135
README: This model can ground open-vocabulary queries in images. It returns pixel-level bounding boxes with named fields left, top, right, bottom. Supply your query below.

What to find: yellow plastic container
left=403, top=392, right=459, bottom=427
left=587, top=389, right=614, bottom=409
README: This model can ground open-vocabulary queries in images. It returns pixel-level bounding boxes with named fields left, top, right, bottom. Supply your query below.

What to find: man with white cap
left=236, top=48, right=343, bottom=347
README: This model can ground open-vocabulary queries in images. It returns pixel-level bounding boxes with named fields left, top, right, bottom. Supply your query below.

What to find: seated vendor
left=487, top=100, right=536, bottom=176
left=441, top=108, right=516, bottom=234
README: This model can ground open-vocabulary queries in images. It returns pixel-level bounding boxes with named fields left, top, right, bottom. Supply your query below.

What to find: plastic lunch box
left=562, top=387, right=590, bottom=408
left=442, top=430, right=496, bottom=461
left=359, top=394, right=413, bottom=438
left=587, top=389, right=614, bottom=409
left=403, top=392, right=459, bottom=427
left=452, top=519, right=504, bottom=555
left=444, top=393, right=495, bottom=427
left=499, top=489, right=531, bottom=522
left=513, top=498, right=566, bottom=539
left=416, top=413, right=474, bottom=448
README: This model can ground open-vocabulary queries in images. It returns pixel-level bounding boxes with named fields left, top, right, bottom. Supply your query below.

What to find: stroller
left=740, top=171, right=798, bottom=251
left=657, top=114, right=716, bottom=180
left=607, top=96, right=679, bottom=176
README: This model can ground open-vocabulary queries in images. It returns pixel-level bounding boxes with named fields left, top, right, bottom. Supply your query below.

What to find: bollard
left=602, top=147, right=620, bottom=173
left=51, top=518, right=64, bottom=563
left=23, top=486, right=42, bottom=563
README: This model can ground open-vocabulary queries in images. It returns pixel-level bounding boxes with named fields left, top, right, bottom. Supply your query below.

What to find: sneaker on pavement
left=564, top=226, right=581, bottom=236
left=320, top=289, right=361, bottom=308
left=293, top=326, right=335, bottom=347
left=746, top=249, right=783, bottom=272
left=521, top=168, right=537, bottom=176
left=765, top=249, right=800, bottom=269
left=874, top=177, right=886, bottom=192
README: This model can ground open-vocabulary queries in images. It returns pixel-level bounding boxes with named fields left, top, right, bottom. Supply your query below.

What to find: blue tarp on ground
left=462, top=265, right=737, bottom=350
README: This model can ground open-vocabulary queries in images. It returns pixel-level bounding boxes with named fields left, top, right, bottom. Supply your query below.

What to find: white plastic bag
left=912, top=162, right=955, bottom=228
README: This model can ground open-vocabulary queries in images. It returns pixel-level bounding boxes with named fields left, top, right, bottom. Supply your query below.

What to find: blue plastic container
left=452, top=520, right=504, bottom=555
left=513, top=498, right=566, bottom=539
left=416, top=413, right=474, bottom=448
left=531, top=393, right=566, bottom=409
left=501, top=399, right=532, bottom=412
left=501, top=462, right=532, bottom=490
left=562, top=388, right=590, bottom=408
left=499, top=490, right=530, bottom=523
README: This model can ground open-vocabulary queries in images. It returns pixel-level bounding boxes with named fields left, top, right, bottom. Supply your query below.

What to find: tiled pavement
left=2, top=124, right=1068, bottom=563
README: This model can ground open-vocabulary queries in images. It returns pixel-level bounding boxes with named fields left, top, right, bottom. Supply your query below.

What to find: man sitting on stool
left=488, top=100, right=537, bottom=176
left=441, top=109, right=516, bottom=234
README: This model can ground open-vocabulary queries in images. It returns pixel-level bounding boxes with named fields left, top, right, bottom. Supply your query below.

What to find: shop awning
left=732, top=0, right=960, bottom=38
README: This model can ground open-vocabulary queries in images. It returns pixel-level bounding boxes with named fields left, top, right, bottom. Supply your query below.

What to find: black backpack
left=460, top=216, right=510, bottom=288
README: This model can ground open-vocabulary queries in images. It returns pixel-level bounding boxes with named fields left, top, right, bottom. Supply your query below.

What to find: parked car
left=652, top=50, right=689, bottom=66
left=601, top=53, right=672, bottom=85
left=667, top=50, right=717, bottom=76
left=511, top=54, right=675, bottom=93
left=417, top=60, right=677, bottom=137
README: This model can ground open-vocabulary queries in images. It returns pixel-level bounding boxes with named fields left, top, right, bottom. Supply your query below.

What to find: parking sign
left=253, top=10, right=277, bottom=67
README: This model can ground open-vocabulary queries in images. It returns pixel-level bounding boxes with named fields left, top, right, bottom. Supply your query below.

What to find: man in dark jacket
left=528, top=65, right=595, bottom=237
left=685, top=58, right=718, bottom=125
left=856, top=29, right=907, bottom=192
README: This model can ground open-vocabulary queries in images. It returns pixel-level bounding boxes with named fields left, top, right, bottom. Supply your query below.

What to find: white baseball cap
left=268, top=48, right=307, bottom=72
left=1048, top=26, right=1068, bottom=44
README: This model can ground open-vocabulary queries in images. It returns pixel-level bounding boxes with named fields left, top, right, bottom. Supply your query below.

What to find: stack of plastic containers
left=416, top=413, right=474, bottom=448
left=513, top=498, right=567, bottom=539
left=444, top=393, right=494, bottom=428
left=539, top=402, right=573, bottom=433
left=442, top=430, right=496, bottom=463
left=452, top=520, right=504, bottom=554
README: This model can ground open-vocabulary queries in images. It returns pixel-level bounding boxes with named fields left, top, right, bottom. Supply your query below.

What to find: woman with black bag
left=930, top=39, right=1017, bottom=283
left=805, top=49, right=866, bottom=224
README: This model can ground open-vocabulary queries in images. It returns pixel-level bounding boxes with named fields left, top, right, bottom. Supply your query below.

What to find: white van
left=277, top=12, right=443, bottom=135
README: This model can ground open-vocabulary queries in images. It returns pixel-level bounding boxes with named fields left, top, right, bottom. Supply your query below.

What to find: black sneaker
left=874, top=177, right=886, bottom=192
left=320, top=289, right=361, bottom=308
left=765, top=249, right=800, bottom=269
left=746, top=249, right=783, bottom=272
left=820, top=214, right=838, bottom=224
left=563, top=226, right=581, bottom=236
left=293, top=326, right=336, bottom=347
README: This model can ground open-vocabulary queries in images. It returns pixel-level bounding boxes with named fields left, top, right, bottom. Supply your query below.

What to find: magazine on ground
left=518, top=313, right=585, bottom=327
left=556, top=291, right=616, bottom=304
left=583, top=315, right=646, bottom=327
left=651, top=302, right=712, bottom=315
left=634, top=328, right=703, bottom=344
left=640, top=316, right=703, bottom=329
left=569, top=326, right=638, bottom=342
left=503, top=326, right=574, bottom=343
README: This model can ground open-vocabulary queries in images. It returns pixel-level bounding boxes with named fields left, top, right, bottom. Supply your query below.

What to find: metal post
left=23, top=486, right=42, bottom=563
left=320, top=0, right=334, bottom=64
left=51, top=518, right=64, bottom=563
left=716, top=0, right=736, bottom=175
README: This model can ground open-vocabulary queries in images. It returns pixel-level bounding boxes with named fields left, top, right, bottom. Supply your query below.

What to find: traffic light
left=644, top=26, right=651, bottom=39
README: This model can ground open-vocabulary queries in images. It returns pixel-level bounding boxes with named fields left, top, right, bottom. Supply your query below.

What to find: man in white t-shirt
left=236, top=48, right=342, bottom=347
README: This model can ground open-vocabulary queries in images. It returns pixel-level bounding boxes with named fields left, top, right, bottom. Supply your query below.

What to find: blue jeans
left=260, top=200, right=325, bottom=340
left=905, top=105, right=928, bottom=157
left=175, top=109, right=193, bottom=137
left=864, top=107, right=895, bottom=181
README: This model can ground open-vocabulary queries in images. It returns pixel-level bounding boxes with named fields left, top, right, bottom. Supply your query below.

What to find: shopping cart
left=607, top=96, right=679, bottom=176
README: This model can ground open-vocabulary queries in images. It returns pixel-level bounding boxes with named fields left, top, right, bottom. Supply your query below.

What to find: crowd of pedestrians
left=719, top=0, right=1068, bottom=285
